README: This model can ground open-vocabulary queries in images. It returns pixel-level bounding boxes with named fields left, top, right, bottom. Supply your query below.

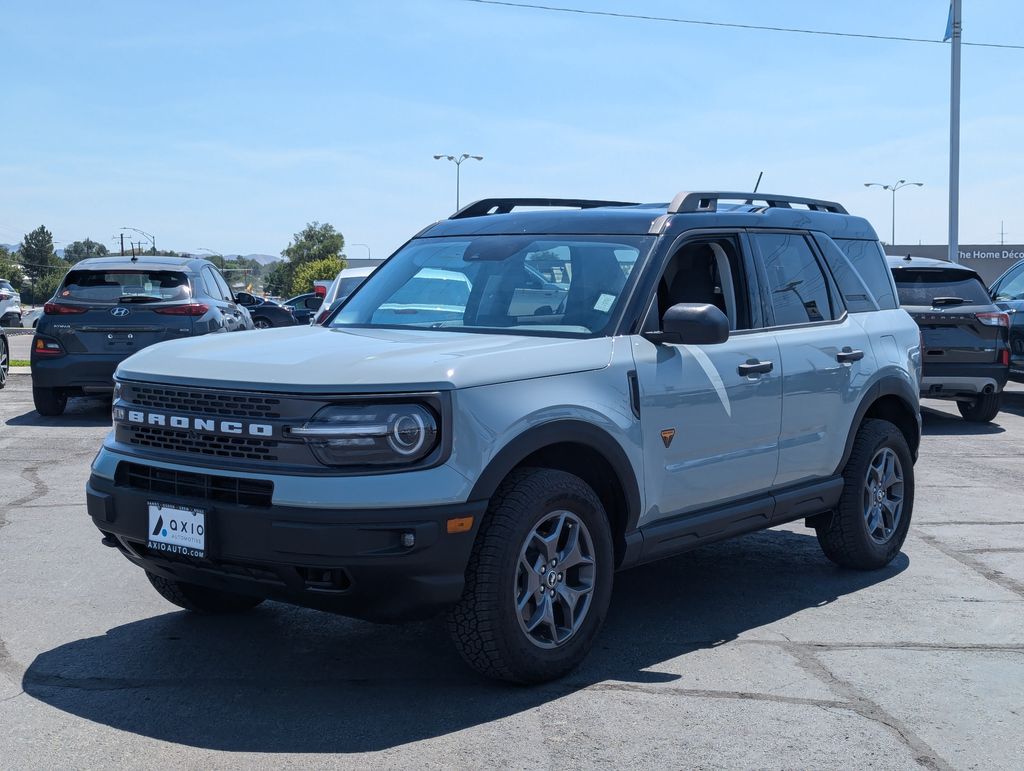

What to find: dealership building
left=884, top=244, right=1024, bottom=284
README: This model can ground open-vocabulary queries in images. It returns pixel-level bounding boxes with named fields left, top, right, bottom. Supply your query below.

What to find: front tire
left=146, top=571, right=265, bottom=614
left=447, top=468, right=614, bottom=684
left=33, top=386, right=67, bottom=416
left=816, top=419, right=914, bottom=570
left=253, top=317, right=272, bottom=329
left=957, top=392, right=1001, bottom=423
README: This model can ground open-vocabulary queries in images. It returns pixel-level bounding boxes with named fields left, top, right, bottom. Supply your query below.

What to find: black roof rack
left=450, top=197, right=639, bottom=219
left=667, top=191, right=848, bottom=215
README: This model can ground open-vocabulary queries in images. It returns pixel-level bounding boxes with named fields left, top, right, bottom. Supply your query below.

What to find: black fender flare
left=468, top=419, right=642, bottom=528
left=834, top=376, right=921, bottom=474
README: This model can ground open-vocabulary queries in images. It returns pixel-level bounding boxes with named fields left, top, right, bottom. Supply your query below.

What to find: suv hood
left=116, top=326, right=615, bottom=392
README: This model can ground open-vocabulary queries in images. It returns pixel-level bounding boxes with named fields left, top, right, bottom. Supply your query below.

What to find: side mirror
left=644, top=303, right=730, bottom=345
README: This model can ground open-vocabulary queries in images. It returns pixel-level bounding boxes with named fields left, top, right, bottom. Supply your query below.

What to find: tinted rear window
left=834, top=239, right=899, bottom=311
left=61, top=270, right=191, bottom=303
left=0, top=280, right=14, bottom=291
left=892, top=269, right=990, bottom=306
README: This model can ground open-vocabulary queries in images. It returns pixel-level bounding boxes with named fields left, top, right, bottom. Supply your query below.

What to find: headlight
left=289, top=403, right=439, bottom=466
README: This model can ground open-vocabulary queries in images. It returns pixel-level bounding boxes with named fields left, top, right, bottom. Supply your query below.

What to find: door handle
left=738, top=359, right=773, bottom=376
left=837, top=347, right=865, bottom=363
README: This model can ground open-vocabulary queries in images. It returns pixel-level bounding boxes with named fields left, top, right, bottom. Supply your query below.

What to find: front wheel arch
left=468, top=421, right=641, bottom=567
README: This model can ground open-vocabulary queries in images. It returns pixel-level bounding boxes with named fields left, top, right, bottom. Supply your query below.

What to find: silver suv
left=87, top=192, right=922, bottom=683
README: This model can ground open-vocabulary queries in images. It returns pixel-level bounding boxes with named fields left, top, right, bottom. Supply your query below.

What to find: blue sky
left=2, top=0, right=1022, bottom=257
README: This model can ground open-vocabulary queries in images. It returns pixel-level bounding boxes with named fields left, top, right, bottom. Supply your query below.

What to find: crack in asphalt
left=916, top=530, right=1024, bottom=599
left=782, top=643, right=952, bottom=771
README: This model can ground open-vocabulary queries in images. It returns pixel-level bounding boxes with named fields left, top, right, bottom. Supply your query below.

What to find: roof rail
left=450, top=197, right=639, bottom=219
left=667, top=191, right=848, bottom=215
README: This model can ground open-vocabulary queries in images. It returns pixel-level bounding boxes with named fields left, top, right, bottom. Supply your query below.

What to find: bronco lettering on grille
left=115, top=407, right=274, bottom=437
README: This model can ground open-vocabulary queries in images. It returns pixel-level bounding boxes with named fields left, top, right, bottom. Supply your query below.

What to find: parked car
left=0, top=327, right=8, bottom=389
left=889, top=255, right=1010, bottom=422
left=234, top=291, right=298, bottom=329
left=21, top=307, right=44, bottom=329
left=988, top=259, right=1024, bottom=383
left=283, top=292, right=323, bottom=325
left=32, top=255, right=254, bottom=416
left=313, top=266, right=377, bottom=324
left=89, top=192, right=921, bottom=683
left=0, top=278, right=22, bottom=327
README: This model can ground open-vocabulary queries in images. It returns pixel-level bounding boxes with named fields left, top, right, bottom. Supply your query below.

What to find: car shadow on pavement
left=21, top=529, right=907, bottom=753
left=997, top=389, right=1024, bottom=418
left=920, top=406, right=1005, bottom=436
left=5, top=398, right=111, bottom=428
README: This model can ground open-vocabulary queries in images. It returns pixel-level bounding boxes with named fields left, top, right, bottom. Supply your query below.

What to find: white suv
left=0, top=279, right=21, bottom=327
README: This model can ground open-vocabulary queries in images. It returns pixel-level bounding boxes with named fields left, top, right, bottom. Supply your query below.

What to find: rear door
left=202, top=266, right=243, bottom=331
left=892, top=267, right=1004, bottom=367
left=750, top=231, right=874, bottom=487
left=48, top=268, right=195, bottom=356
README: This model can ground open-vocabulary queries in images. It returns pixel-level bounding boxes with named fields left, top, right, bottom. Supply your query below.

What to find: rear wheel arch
left=836, top=380, right=920, bottom=474
left=468, top=421, right=641, bottom=566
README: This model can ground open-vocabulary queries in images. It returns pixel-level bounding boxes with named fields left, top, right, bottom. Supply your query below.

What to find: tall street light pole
left=348, top=243, right=371, bottom=261
left=433, top=153, right=483, bottom=211
left=864, top=180, right=923, bottom=245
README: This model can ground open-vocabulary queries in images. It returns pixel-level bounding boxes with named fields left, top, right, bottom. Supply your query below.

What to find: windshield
left=892, top=269, right=990, bottom=306
left=331, top=235, right=652, bottom=337
left=60, top=270, right=192, bottom=303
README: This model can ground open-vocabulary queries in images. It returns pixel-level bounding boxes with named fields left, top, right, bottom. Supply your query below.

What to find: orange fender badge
left=660, top=429, right=675, bottom=448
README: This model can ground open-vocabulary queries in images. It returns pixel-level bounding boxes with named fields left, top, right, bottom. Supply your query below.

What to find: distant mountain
left=243, top=254, right=281, bottom=265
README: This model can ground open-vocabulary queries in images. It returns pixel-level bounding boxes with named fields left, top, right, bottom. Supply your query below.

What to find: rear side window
left=755, top=233, right=837, bottom=326
left=60, top=270, right=191, bottom=303
left=891, top=269, right=991, bottom=306
left=993, top=265, right=1024, bottom=301
left=832, top=239, right=899, bottom=311
left=0, top=280, right=13, bottom=291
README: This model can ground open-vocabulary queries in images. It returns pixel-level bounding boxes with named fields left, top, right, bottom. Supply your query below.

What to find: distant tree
left=28, top=272, right=62, bottom=304
left=63, top=238, right=109, bottom=262
left=0, top=246, right=25, bottom=287
left=263, top=261, right=291, bottom=296
left=19, top=225, right=59, bottom=282
left=291, top=256, right=345, bottom=297
left=282, top=222, right=344, bottom=265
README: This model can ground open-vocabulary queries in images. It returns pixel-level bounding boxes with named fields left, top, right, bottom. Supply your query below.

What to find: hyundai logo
left=110, top=306, right=130, bottom=317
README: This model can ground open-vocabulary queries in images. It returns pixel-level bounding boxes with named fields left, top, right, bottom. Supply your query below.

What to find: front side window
left=756, top=233, right=837, bottom=326
left=59, top=270, right=191, bottom=303
left=332, top=235, right=652, bottom=337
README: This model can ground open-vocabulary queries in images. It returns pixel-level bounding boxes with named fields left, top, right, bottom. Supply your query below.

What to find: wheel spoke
left=558, top=525, right=593, bottom=571
left=524, top=595, right=550, bottom=633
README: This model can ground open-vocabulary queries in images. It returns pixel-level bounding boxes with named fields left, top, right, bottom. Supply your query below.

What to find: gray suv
left=87, top=192, right=922, bottom=683
left=32, top=255, right=254, bottom=416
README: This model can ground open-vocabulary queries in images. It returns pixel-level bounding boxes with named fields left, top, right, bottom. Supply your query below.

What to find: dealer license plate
left=147, top=501, right=207, bottom=559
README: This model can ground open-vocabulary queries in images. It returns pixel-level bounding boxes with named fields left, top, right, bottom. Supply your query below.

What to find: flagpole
left=948, top=0, right=962, bottom=264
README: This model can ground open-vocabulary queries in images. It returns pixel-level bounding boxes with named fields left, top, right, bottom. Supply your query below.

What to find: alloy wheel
left=514, top=510, right=596, bottom=649
left=863, top=447, right=904, bottom=544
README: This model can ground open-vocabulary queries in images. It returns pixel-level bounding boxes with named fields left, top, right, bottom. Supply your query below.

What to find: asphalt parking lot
left=1, top=373, right=1022, bottom=770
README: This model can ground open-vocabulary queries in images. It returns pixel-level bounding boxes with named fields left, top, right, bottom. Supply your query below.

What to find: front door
left=631, top=233, right=782, bottom=525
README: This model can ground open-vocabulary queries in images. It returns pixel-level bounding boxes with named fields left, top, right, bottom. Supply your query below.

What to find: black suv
left=234, top=292, right=298, bottom=329
left=32, top=255, right=254, bottom=416
left=988, top=260, right=1024, bottom=382
left=889, top=255, right=1010, bottom=422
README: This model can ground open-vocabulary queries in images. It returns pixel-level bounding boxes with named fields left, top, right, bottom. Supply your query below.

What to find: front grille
left=125, top=425, right=280, bottom=462
left=116, top=461, right=273, bottom=507
left=127, top=385, right=283, bottom=419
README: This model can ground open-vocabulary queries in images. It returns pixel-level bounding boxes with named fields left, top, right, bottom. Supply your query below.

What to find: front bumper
left=31, top=351, right=125, bottom=391
left=920, top=361, right=1009, bottom=399
left=87, top=471, right=486, bottom=623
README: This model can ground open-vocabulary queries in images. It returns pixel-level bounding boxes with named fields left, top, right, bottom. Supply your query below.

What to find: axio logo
left=110, top=306, right=130, bottom=317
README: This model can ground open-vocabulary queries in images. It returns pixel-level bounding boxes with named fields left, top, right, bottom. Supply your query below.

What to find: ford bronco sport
left=87, top=192, right=922, bottom=683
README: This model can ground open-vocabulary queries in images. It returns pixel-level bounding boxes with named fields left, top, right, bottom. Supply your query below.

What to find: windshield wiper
left=117, top=296, right=163, bottom=304
left=931, top=296, right=966, bottom=306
